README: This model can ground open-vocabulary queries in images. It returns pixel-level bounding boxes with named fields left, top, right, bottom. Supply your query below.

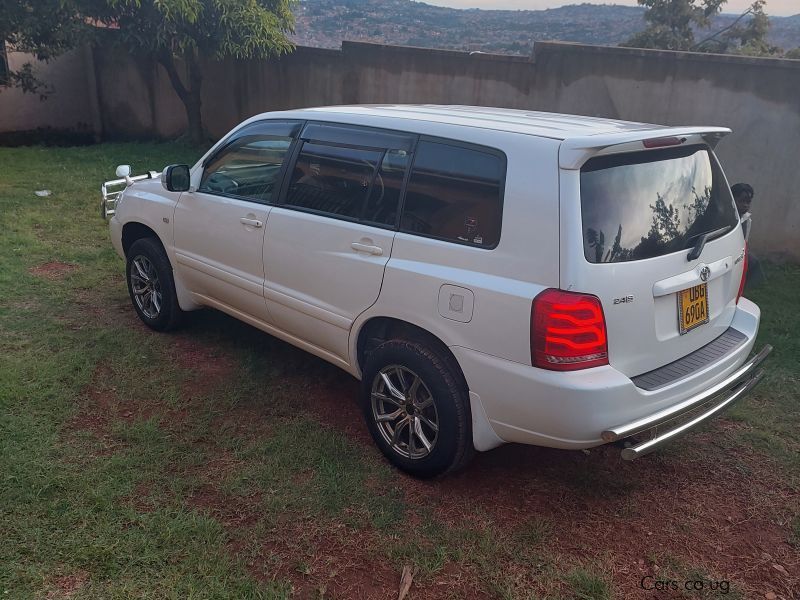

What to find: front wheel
left=126, top=237, right=183, bottom=331
left=360, top=340, right=474, bottom=478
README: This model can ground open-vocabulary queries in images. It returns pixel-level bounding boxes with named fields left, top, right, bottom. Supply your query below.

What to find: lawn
left=0, top=143, right=798, bottom=600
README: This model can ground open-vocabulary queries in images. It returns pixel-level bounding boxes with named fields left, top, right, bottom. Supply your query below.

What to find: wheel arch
left=121, top=221, right=201, bottom=312
left=354, top=316, right=468, bottom=393
left=352, top=315, right=505, bottom=453
left=122, top=221, right=164, bottom=257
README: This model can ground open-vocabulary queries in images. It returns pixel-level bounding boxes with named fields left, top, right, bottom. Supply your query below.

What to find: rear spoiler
left=559, top=127, right=731, bottom=170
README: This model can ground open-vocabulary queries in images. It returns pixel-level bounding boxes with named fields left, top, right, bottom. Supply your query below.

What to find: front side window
left=199, top=122, right=298, bottom=203
left=580, top=146, right=738, bottom=263
left=401, top=140, right=504, bottom=248
left=285, top=142, right=383, bottom=220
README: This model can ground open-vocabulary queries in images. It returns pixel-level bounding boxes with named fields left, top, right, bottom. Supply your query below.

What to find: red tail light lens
left=643, top=136, right=684, bottom=149
left=531, top=289, right=609, bottom=371
left=737, top=243, right=748, bottom=303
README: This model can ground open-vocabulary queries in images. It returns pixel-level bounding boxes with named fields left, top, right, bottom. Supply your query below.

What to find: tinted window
left=580, top=146, right=738, bottom=263
left=285, top=142, right=383, bottom=220
left=200, top=135, right=293, bottom=203
left=401, top=141, right=504, bottom=247
left=363, top=150, right=411, bottom=226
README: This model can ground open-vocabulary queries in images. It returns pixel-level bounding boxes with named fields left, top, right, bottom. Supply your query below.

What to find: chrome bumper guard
left=603, top=344, right=773, bottom=460
left=100, top=172, right=158, bottom=220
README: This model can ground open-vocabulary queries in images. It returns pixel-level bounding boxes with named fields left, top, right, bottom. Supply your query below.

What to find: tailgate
left=558, top=131, right=746, bottom=377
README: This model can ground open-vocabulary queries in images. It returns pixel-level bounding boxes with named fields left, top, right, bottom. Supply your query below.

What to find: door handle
left=240, top=217, right=263, bottom=228
left=351, top=242, right=383, bottom=256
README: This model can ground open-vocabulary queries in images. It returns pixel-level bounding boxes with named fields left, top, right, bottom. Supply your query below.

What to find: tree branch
left=692, top=8, right=754, bottom=51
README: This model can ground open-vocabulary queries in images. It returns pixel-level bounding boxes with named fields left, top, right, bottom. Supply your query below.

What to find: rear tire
left=360, top=340, right=474, bottom=478
left=126, top=237, right=183, bottom=331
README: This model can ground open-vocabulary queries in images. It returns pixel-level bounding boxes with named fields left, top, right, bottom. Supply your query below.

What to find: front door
left=172, top=120, right=301, bottom=322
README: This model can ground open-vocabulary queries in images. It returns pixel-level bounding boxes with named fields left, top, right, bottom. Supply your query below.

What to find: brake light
left=531, top=289, right=609, bottom=371
left=643, top=136, right=684, bottom=149
left=737, top=243, right=748, bottom=303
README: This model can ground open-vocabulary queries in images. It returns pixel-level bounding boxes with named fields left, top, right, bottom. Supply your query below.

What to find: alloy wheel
left=371, top=365, right=439, bottom=459
left=130, top=255, right=162, bottom=319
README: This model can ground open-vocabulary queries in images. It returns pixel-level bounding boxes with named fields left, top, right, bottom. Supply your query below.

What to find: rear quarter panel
left=351, top=130, right=562, bottom=370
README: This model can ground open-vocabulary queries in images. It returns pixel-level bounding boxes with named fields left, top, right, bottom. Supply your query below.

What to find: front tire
left=126, top=237, right=183, bottom=331
left=360, top=340, right=474, bottom=478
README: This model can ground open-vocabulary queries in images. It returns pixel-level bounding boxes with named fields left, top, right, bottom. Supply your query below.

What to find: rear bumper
left=605, top=343, right=771, bottom=460
left=453, top=298, right=768, bottom=455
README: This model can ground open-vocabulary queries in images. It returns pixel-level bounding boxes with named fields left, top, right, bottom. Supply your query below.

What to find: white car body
left=104, top=105, right=770, bottom=466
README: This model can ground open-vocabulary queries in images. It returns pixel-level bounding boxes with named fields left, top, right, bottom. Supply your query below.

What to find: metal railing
left=100, top=172, right=159, bottom=220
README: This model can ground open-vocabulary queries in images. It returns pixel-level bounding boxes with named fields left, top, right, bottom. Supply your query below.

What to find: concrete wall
left=1, top=40, right=798, bottom=258
left=0, top=46, right=101, bottom=137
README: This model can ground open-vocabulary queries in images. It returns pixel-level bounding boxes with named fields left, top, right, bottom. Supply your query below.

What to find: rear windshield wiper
left=686, top=225, right=733, bottom=261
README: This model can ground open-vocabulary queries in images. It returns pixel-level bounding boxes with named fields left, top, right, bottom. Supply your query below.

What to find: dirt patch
left=156, top=327, right=799, bottom=598
left=188, top=485, right=263, bottom=531
left=71, top=284, right=138, bottom=329
left=29, top=261, right=78, bottom=280
left=65, top=364, right=121, bottom=443
left=65, top=362, right=187, bottom=446
left=170, top=334, right=238, bottom=401
left=57, top=293, right=800, bottom=598
left=247, top=520, right=400, bottom=599
left=396, top=441, right=800, bottom=599
left=45, top=571, right=88, bottom=599
left=126, top=481, right=156, bottom=513
left=305, top=374, right=371, bottom=444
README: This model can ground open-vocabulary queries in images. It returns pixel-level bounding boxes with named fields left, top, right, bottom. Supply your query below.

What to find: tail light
left=643, top=136, right=684, bottom=149
left=531, top=289, right=609, bottom=371
left=737, top=243, right=748, bottom=303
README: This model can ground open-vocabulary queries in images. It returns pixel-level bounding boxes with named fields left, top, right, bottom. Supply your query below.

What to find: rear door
left=262, top=123, right=415, bottom=361
left=559, top=140, right=745, bottom=377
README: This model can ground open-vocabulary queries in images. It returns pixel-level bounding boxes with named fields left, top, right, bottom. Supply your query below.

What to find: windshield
left=580, top=145, right=738, bottom=264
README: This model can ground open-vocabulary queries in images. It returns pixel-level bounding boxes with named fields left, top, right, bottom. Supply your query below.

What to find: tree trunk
left=184, top=90, right=203, bottom=145
left=158, top=50, right=204, bottom=144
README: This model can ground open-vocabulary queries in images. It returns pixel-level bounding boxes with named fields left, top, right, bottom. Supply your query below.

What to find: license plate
left=678, top=283, right=709, bottom=334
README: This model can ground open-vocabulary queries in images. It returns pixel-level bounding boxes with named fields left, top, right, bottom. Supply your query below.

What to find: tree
left=1, top=0, right=296, bottom=142
left=695, top=1, right=781, bottom=56
left=0, top=0, right=89, bottom=95
left=785, top=48, right=800, bottom=59
left=623, top=0, right=727, bottom=51
left=727, top=1, right=777, bottom=55
left=105, top=0, right=296, bottom=143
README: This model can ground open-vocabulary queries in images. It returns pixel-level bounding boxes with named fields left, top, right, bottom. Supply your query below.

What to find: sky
left=422, top=0, right=799, bottom=17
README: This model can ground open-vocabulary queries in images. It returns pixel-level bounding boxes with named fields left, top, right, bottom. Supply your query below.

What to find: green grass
left=645, top=555, right=745, bottom=600
left=1, top=143, right=799, bottom=599
left=791, top=514, right=800, bottom=548
left=565, top=568, right=612, bottom=600
left=727, top=263, right=800, bottom=483
left=0, top=144, right=295, bottom=598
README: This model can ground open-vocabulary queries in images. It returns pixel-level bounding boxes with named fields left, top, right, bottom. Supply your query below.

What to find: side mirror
left=161, top=164, right=191, bottom=192
left=115, top=164, right=131, bottom=178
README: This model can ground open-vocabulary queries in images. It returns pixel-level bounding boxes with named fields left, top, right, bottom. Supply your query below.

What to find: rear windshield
left=580, top=145, right=738, bottom=264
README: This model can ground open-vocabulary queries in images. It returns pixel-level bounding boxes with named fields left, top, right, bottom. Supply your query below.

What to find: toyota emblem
left=699, top=266, right=711, bottom=282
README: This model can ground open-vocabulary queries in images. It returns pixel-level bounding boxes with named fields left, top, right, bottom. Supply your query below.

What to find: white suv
left=102, top=105, right=771, bottom=478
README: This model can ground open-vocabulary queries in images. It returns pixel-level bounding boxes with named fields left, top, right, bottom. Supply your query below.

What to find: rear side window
left=401, top=141, right=505, bottom=248
left=285, top=142, right=382, bottom=220
left=363, top=150, right=411, bottom=227
left=580, top=146, right=738, bottom=263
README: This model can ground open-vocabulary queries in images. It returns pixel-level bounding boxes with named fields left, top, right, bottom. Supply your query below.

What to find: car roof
left=269, top=104, right=668, bottom=141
